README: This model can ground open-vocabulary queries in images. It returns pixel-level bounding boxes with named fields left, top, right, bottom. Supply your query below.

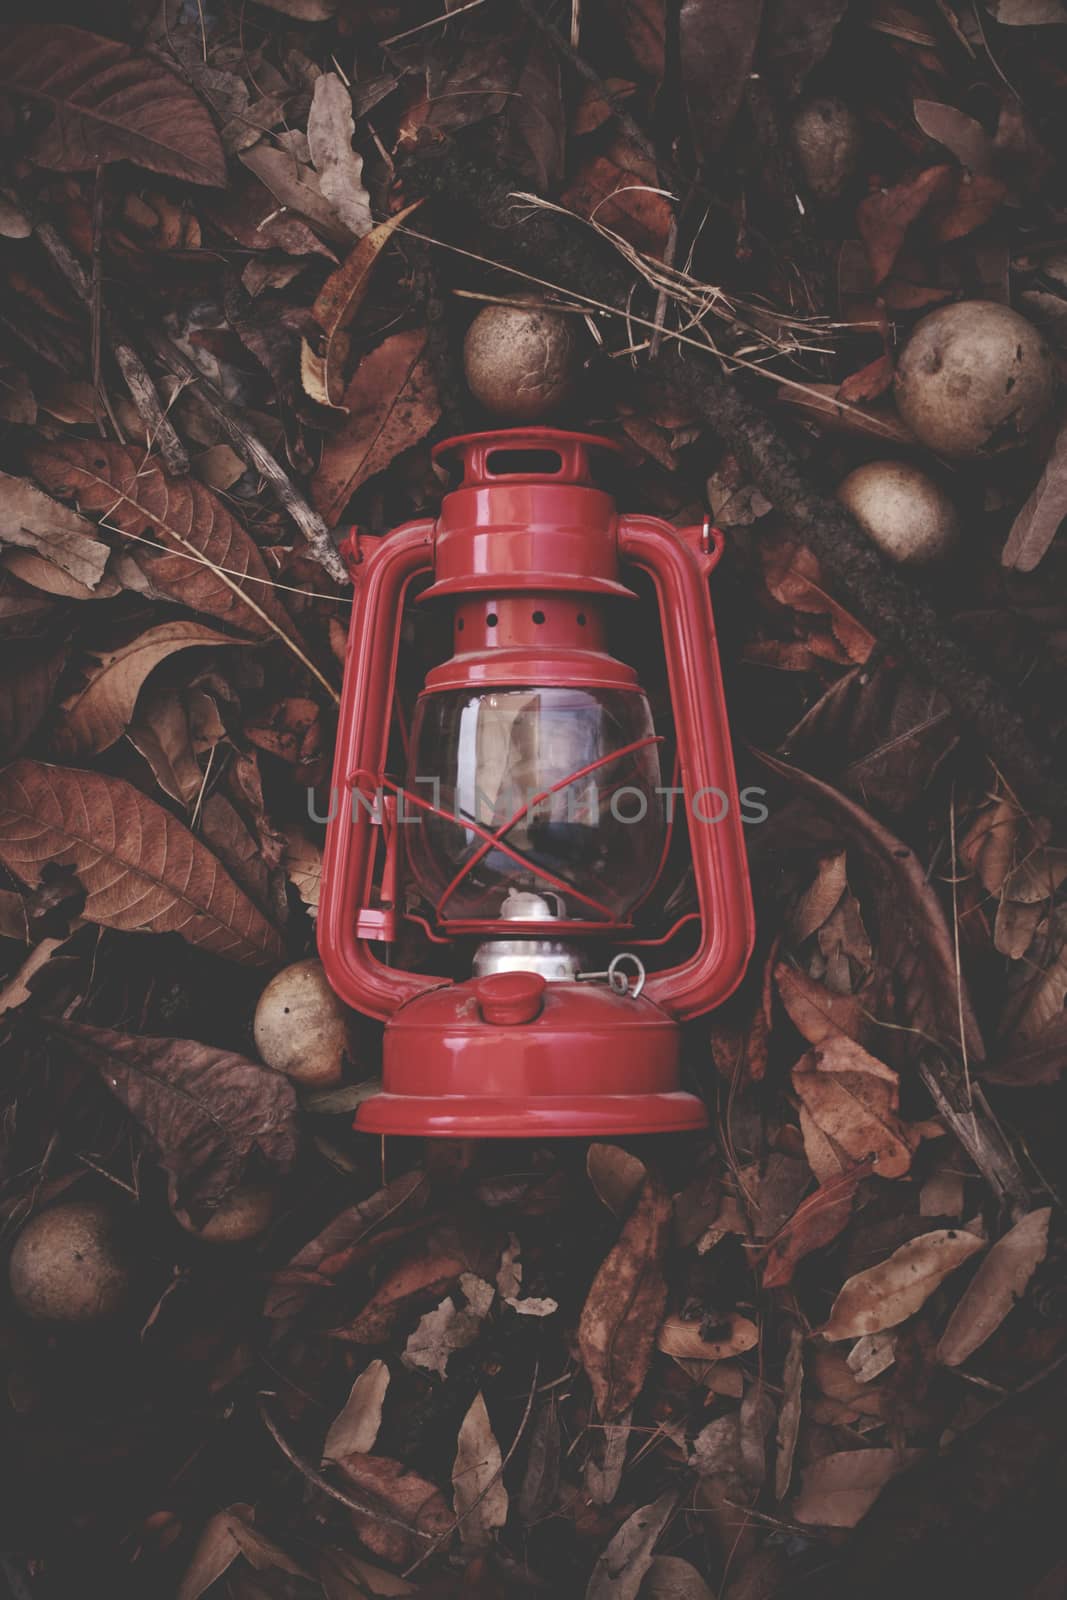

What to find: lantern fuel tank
left=318, top=429, right=754, bottom=1136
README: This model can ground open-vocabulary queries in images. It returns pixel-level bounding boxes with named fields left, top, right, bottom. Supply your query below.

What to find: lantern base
left=355, top=1089, right=708, bottom=1138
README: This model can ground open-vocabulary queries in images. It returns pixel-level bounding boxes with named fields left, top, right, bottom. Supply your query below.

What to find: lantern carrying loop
left=576, top=952, right=646, bottom=999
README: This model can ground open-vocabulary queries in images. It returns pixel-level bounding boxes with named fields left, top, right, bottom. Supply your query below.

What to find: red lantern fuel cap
left=475, top=971, right=546, bottom=1026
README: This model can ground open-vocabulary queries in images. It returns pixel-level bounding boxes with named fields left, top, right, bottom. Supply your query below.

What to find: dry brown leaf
left=792, top=1448, right=923, bottom=1526
left=656, top=1313, right=759, bottom=1360
left=28, top=440, right=297, bottom=642
left=757, top=752, right=985, bottom=1063
left=1002, top=412, right=1067, bottom=571
left=1000, top=906, right=1067, bottom=1044
left=311, top=330, right=441, bottom=523
left=0, top=471, right=108, bottom=586
left=177, top=1503, right=252, bottom=1600
left=280, top=824, right=322, bottom=912
left=0, top=760, right=282, bottom=965
left=857, top=165, right=954, bottom=283
left=793, top=1035, right=913, bottom=1180
left=562, top=142, right=674, bottom=257
left=54, top=622, right=249, bottom=759
left=793, top=851, right=848, bottom=941
left=453, top=1391, right=508, bottom=1549
left=679, top=0, right=763, bottom=158
left=914, top=100, right=996, bottom=174
left=583, top=1408, right=632, bottom=1506
left=641, top=1556, right=716, bottom=1600
left=585, top=1489, right=679, bottom=1600
left=323, top=1359, right=390, bottom=1461
left=587, top=1142, right=647, bottom=1215
left=239, top=145, right=353, bottom=246
left=775, top=1325, right=804, bottom=1501
left=402, top=1292, right=484, bottom=1377
left=823, top=1228, right=985, bottom=1340
left=762, top=537, right=876, bottom=665
left=337, top=1454, right=452, bottom=1568
left=520, top=1398, right=561, bottom=1523
left=304, top=203, right=421, bottom=407
left=307, top=72, right=372, bottom=241
left=0, top=24, right=226, bottom=185
left=775, top=962, right=868, bottom=1045
left=578, top=1173, right=671, bottom=1419
left=936, top=1207, right=1051, bottom=1366
left=321, top=1549, right=415, bottom=1600
left=54, top=1019, right=298, bottom=1214
left=761, top=1168, right=861, bottom=1289
left=333, top=1249, right=467, bottom=1344
left=264, top=1171, right=427, bottom=1319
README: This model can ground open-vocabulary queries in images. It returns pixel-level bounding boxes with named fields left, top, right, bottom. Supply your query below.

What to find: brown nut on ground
left=171, top=1182, right=275, bottom=1245
left=9, top=1199, right=131, bottom=1323
left=790, top=97, right=862, bottom=200
left=838, top=460, right=959, bottom=565
left=894, top=301, right=1055, bottom=458
left=463, top=304, right=576, bottom=421
left=253, top=958, right=352, bottom=1087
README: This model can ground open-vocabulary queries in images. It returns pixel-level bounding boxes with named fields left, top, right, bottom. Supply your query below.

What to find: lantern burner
left=472, top=889, right=585, bottom=982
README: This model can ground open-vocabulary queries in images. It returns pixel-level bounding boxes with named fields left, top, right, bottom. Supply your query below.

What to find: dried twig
left=35, top=222, right=189, bottom=479
left=918, top=1056, right=1030, bottom=1218
left=142, top=328, right=350, bottom=585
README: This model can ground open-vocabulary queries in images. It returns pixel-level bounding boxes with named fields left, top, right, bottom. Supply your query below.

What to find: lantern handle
left=616, top=515, right=754, bottom=1021
left=318, top=519, right=449, bottom=1021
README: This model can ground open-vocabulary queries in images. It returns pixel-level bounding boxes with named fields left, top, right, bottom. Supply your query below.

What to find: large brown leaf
left=27, top=440, right=297, bottom=642
left=679, top=0, right=763, bottom=159
left=335, top=1454, right=452, bottom=1568
left=578, top=1172, right=671, bottom=1420
left=53, top=1019, right=299, bottom=1214
left=0, top=760, right=282, bottom=964
left=54, top=622, right=251, bottom=759
left=823, top=1228, right=985, bottom=1340
left=311, top=330, right=441, bottom=523
left=0, top=25, right=226, bottom=186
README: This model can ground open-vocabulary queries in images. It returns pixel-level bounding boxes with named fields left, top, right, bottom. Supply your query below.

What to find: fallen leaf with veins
left=792, top=1447, right=924, bottom=1526
left=823, top=1228, right=985, bottom=1340
left=936, top=1207, right=1051, bottom=1366
left=453, top=1391, right=507, bottom=1549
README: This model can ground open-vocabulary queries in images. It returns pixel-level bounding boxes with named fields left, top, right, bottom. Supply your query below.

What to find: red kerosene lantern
left=319, top=428, right=754, bottom=1136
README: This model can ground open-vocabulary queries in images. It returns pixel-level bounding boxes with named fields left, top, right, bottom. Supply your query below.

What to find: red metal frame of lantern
left=318, top=429, right=755, bottom=1136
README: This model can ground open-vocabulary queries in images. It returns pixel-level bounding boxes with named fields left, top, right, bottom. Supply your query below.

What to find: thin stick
left=142, top=328, right=350, bottom=586
left=381, top=0, right=491, bottom=46
left=35, top=222, right=189, bottom=478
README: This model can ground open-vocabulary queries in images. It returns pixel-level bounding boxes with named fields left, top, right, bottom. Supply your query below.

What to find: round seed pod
left=838, top=460, right=959, bottom=565
left=171, top=1183, right=275, bottom=1245
left=253, top=958, right=352, bottom=1088
left=790, top=97, right=862, bottom=200
left=894, top=301, right=1055, bottom=458
left=9, top=1200, right=131, bottom=1323
left=463, top=304, right=577, bottom=420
